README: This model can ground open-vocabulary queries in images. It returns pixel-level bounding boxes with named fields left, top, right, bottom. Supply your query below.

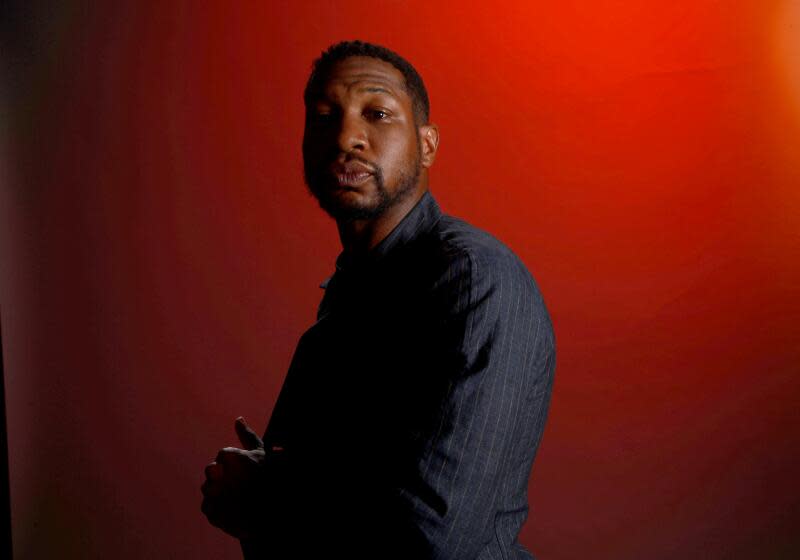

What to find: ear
left=418, top=123, right=440, bottom=169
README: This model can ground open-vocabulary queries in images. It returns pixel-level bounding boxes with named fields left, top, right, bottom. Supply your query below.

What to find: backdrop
left=2, top=1, right=799, bottom=558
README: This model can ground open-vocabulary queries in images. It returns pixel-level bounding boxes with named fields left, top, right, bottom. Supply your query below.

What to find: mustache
left=336, top=154, right=378, bottom=173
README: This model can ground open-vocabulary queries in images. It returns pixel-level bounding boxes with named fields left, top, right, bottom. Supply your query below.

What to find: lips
left=330, top=162, right=374, bottom=187
left=334, top=171, right=372, bottom=186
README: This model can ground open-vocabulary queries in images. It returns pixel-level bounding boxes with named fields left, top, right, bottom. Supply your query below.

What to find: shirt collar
left=323, top=190, right=442, bottom=285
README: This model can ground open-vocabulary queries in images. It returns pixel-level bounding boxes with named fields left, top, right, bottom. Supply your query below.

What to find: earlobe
left=420, top=124, right=440, bottom=168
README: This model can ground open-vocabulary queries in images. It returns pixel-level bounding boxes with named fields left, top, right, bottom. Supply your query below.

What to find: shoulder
left=419, top=211, right=556, bottom=367
left=413, top=211, right=553, bottom=337
left=426, top=213, right=543, bottom=300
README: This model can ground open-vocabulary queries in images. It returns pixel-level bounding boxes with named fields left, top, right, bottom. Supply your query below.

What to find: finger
left=201, top=496, right=245, bottom=539
left=201, top=496, right=214, bottom=518
left=234, top=416, right=263, bottom=451
left=215, top=446, right=247, bottom=465
left=201, top=479, right=224, bottom=498
left=205, top=462, right=224, bottom=481
left=201, top=496, right=227, bottom=529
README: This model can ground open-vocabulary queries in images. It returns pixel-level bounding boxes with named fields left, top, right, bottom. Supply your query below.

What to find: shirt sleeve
left=397, top=248, right=556, bottom=559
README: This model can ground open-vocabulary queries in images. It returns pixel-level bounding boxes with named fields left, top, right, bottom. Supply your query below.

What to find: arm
left=399, top=249, right=556, bottom=559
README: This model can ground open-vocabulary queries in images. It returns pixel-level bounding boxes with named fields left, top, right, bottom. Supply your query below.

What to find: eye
left=311, top=112, right=332, bottom=124
left=366, top=109, right=390, bottom=121
left=308, top=107, right=337, bottom=127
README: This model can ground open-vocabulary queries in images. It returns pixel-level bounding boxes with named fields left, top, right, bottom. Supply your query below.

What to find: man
left=201, top=40, right=556, bottom=559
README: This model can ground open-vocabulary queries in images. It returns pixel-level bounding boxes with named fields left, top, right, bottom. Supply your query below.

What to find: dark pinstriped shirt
left=242, top=191, right=556, bottom=559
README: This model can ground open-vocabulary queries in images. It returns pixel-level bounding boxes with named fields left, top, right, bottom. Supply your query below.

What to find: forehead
left=318, top=56, right=409, bottom=101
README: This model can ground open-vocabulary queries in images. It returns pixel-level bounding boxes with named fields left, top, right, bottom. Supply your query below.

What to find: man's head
left=302, top=40, right=439, bottom=223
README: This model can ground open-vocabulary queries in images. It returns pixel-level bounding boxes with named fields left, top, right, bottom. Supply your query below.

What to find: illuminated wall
left=2, top=2, right=798, bottom=558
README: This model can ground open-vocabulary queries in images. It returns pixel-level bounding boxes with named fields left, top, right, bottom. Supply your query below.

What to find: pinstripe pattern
left=241, top=191, right=555, bottom=559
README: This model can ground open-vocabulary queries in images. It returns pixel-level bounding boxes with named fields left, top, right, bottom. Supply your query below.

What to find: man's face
left=303, top=56, right=423, bottom=222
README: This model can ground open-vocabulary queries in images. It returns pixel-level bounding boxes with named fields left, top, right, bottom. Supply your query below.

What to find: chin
left=316, top=193, right=380, bottom=222
left=307, top=183, right=372, bottom=217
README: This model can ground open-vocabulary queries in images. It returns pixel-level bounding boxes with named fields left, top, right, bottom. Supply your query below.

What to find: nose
left=337, top=111, right=367, bottom=153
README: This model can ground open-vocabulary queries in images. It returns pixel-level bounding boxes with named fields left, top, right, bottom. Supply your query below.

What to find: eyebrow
left=357, top=85, right=397, bottom=97
left=338, top=73, right=403, bottom=97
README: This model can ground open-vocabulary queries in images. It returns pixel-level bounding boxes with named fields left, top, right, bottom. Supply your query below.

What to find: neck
left=336, top=188, right=427, bottom=256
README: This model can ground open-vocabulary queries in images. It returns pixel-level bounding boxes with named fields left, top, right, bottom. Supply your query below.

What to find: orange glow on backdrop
left=2, top=1, right=799, bottom=558
left=774, top=1, right=800, bottom=124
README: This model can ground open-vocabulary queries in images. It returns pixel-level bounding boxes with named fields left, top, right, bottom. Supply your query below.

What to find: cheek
left=374, top=131, right=416, bottom=175
left=303, top=133, right=328, bottom=161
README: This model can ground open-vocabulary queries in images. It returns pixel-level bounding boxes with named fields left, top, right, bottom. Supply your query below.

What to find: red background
left=2, top=1, right=799, bottom=558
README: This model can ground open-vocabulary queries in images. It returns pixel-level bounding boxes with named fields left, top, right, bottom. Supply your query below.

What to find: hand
left=201, top=416, right=267, bottom=539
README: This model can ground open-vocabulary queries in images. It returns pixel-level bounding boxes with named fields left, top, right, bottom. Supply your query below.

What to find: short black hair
left=304, top=40, right=430, bottom=126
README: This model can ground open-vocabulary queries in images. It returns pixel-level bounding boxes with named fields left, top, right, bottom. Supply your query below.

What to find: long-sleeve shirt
left=241, top=190, right=556, bottom=559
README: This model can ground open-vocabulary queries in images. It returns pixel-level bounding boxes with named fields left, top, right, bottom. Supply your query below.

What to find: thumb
left=234, top=416, right=263, bottom=451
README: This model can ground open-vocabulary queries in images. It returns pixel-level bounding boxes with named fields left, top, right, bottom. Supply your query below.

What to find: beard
left=303, top=145, right=422, bottom=222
